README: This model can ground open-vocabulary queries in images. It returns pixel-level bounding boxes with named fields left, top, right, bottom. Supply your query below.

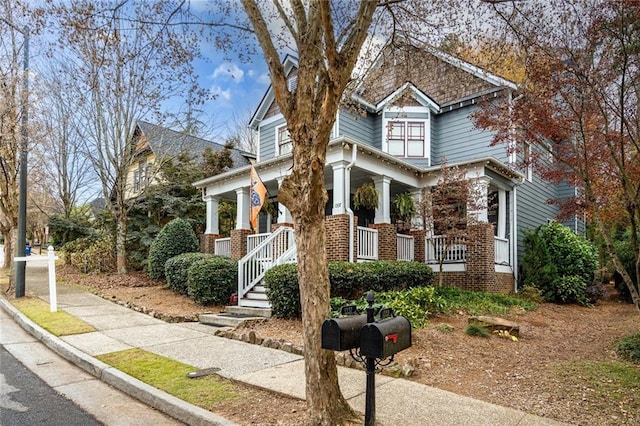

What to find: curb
left=0, top=296, right=238, bottom=426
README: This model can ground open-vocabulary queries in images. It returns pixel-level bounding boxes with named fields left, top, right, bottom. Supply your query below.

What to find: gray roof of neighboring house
left=135, top=121, right=254, bottom=168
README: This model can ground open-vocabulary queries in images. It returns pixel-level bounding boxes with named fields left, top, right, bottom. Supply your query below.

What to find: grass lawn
left=10, top=297, right=96, bottom=336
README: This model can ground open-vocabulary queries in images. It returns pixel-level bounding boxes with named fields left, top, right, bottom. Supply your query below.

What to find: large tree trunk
left=279, top=130, right=357, bottom=424
left=296, top=214, right=357, bottom=425
left=2, top=228, right=14, bottom=269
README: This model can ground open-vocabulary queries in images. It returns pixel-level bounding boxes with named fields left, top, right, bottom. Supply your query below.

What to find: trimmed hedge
left=148, top=218, right=199, bottom=281
left=265, top=261, right=434, bottom=318
left=164, top=252, right=211, bottom=295
left=187, top=256, right=237, bottom=305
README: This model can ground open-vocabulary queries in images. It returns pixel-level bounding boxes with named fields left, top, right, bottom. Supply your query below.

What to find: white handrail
left=494, top=236, right=509, bottom=265
left=425, top=235, right=467, bottom=263
left=214, top=238, right=231, bottom=257
left=238, top=226, right=295, bottom=298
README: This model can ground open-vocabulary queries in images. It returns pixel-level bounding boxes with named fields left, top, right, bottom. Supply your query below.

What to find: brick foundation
left=465, top=223, right=498, bottom=292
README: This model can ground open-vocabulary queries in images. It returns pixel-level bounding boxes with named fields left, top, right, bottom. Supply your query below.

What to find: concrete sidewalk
left=1, top=258, right=568, bottom=425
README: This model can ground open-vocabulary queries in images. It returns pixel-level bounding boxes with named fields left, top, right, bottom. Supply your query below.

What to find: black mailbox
left=321, top=315, right=368, bottom=351
left=359, top=316, right=412, bottom=359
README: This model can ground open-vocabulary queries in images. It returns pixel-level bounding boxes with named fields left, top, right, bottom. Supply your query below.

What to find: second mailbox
left=359, top=316, right=412, bottom=359
left=321, top=314, right=368, bottom=351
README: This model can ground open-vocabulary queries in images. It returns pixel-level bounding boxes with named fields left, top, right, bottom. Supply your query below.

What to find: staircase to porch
left=237, top=226, right=296, bottom=309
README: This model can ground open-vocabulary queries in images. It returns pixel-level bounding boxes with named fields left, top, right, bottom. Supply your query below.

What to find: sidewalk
left=1, top=258, right=568, bottom=426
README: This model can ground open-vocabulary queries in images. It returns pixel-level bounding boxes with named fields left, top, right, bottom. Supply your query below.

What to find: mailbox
left=321, top=314, right=368, bottom=351
left=359, top=316, right=412, bottom=359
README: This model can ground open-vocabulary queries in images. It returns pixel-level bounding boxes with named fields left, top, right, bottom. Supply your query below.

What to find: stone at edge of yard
left=468, top=315, right=520, bottom=337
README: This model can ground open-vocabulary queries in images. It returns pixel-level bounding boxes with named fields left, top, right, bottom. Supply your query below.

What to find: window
left=387, top=121, right=425, bottom=157
left=133, top=160, right=148, bottom=192
left=278, top=126, right=292, bottom=155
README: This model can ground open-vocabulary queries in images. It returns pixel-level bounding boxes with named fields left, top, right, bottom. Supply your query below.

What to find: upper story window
left=382, top=106, right=430, bottom=162
left=278, top=126, right=292, bottom=155
left=387, top=121, right=425, bottom=157
left=133, top=160, right=148, bottom=192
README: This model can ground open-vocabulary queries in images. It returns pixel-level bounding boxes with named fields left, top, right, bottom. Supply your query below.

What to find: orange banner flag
left=250, top=166, right=267, bottom=231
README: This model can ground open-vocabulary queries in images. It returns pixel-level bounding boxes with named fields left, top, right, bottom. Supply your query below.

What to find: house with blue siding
left=193, top=44, right=580, bottom=309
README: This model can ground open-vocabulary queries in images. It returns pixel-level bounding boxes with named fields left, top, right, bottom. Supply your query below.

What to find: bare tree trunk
left=116, top=214, right=127, bottom=274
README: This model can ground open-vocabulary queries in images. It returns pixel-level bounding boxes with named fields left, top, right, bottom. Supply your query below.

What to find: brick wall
left=230, top=229, right=253, bottom=260
left=200, top=234, right=222, bottom=254
left=325, top=214, right=356, bottom=262
left=495, top=272, right=515, bottom=294
left=370, top=223, right=397, bottom=260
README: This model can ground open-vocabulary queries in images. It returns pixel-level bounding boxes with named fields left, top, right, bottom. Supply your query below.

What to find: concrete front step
left=226, top=305, right=272, bottom=317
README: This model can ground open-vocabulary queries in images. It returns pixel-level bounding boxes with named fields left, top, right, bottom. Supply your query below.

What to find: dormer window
left=383, top=106, right=430, bottom=162
left=387, top=121, right=425, bottom=157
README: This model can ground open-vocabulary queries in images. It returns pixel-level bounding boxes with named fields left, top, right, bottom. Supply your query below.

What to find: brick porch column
left=409, top=230, right=426, bottom=263
left=200, top=234, right=222, bottom=254
left=465, top=223, right=497, bottom=292
left=326, top=214, right=356, bottom=262
left=230, top=229, right=252, bottom=260
left=370, top=223, right=396, bottom=261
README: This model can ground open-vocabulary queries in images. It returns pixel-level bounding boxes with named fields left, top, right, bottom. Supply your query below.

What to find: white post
left=47, top=246, right=57, bottom=312
left=373, top=175, right=392, bottom=224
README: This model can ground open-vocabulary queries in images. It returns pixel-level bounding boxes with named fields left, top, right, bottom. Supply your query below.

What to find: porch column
left=470, top=176, right=491, bottom=223
left=277, top=177, right=293, bottom=224
left=497, top=189, right=507, bottom=238
left=373, top=175, right=392, bottom=224
left=331, top=161, right=348, bottom=215
left=204, top=195, right=219, bottom=235
left=235, top=187, right=251, bottom=230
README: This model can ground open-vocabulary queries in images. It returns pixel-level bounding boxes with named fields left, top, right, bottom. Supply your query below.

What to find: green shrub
left=465, top=324, right=490, bottom=338
left=265, top=264, right=301, bottom=318
left=187, top=256, right=237, bottom=305
left=148, top=218, right=199, bottom=281
left=165, top=252, right=211, bottom=295
left=554, top=275, right=589, bottom=305
left=615, top=333, right=640, bottom=362
left=329, top=261, right=433, bottom=298
left=266, top=261, right=434, bottom=318
left=521, top=221, right=598, bottom=304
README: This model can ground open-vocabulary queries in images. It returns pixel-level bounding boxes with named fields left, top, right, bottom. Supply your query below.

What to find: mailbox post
left=321, top=292, right=412, bottom=426
left=364, top=292, right=376, bottom=426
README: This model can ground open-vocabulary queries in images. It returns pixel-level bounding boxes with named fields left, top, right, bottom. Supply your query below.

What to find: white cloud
left=211, top=85, right=232, bottom=101
left=212, top=62, right=244, bottom=82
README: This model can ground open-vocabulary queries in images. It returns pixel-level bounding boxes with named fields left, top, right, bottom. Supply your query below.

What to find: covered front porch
left=193, top=137, right=522, bottom=307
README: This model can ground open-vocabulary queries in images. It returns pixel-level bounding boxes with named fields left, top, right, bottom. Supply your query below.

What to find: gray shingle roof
left=136, top=121, right=254, bottom=168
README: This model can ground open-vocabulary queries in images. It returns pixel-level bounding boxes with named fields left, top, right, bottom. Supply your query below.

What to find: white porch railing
left=238, top=226, right=295, bottom=298
left=214, top=237, right=230, bottom=257
left=494, top=236, right=509, bottom=265
left=425, top=235, right=467, bottom=263
left=247, top=232, right=271, bottom=253
left=357, top=226, right=378, bottom=261
left=397, top=234, right=414, bottom=261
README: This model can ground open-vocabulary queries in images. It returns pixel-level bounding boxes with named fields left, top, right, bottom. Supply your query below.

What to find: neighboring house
left=126, top=121, right=255, bottom=199
left=193, top=44, right=582, bottom=309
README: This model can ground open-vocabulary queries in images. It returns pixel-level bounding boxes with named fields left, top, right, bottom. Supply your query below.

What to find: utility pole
left=1, top=18, right=30, bottom=298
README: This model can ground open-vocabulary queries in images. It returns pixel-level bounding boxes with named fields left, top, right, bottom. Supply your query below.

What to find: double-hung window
left=278, top=126, right=292, bottom=155
left=383, top=106, right=430, bottom=161
left=388, top=121, right=425, bottom=157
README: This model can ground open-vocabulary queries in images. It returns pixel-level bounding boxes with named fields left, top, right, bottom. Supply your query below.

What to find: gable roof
left=356, top=42, right=517, bottom=110
left=135, top=121, right=254, bottom=167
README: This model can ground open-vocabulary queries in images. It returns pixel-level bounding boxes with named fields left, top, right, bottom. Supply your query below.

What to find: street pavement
left=1, top=256, right=570, bottom=425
